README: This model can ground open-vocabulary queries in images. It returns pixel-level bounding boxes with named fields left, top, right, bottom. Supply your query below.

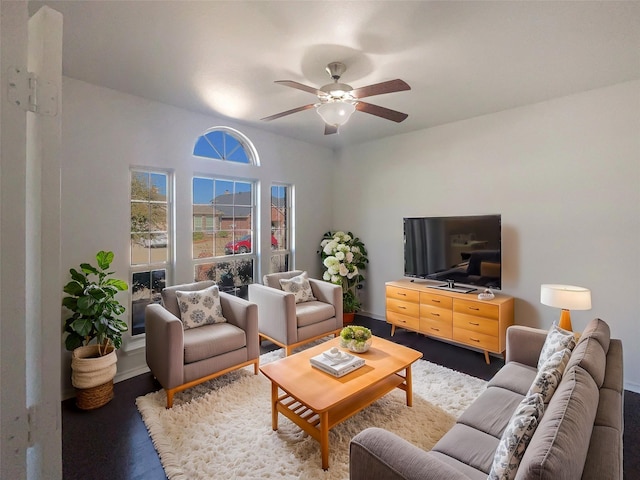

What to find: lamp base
left=558, top=309, right=572, bottom=331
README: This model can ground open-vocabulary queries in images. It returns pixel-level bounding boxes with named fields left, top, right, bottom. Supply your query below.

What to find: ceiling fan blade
left=356, top=101, right=408, bottom=123
left=261, top=104, right=315, bottom=121
left=350, top=79, right=411, bottom=99
left=275, top=80, right=323, bottom=96
left=324, top=124, right=339, bottom=135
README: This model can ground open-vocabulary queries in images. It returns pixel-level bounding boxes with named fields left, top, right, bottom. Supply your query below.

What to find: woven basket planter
left=71, top=344, right=117, bottom=410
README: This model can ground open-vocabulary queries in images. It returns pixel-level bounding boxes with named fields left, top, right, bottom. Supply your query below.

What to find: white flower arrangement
left=319, top=231, right=368, bottom=313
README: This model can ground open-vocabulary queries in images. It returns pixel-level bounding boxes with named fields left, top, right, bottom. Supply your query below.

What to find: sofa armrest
left=350, top=428, right=472, bottom=480
left=145, top=303, right=184, bottom=389
left=248, top=283, right=297, bottom=344
left=219, top=292, right=259, bottom=360
left=309, top=278, right=343, bottom=327
left=505, top=325, right=548, bottom=367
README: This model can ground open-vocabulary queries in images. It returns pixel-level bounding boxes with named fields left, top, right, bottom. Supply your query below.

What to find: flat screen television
left=404, top=214, right=502, bottom=292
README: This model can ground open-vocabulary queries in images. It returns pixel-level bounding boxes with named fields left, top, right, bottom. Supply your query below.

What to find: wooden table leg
left=405, top=365, right=413, bottom=407
left=320, top=411, right=329, bottom=470
left=271, top=382, right=278, bottom=431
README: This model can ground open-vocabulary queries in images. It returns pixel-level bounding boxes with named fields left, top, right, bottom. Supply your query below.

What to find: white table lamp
left=540, top=284, right=592, bottom=332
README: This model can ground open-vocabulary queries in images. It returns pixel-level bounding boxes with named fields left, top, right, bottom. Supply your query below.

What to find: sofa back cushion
left=578, top=318, right=610, bottom=354
left=516, top=366, right=599, bottom=479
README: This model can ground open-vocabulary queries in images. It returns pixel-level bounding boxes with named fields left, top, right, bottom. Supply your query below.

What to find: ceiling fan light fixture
left=316, top=100, right=356, bottom=126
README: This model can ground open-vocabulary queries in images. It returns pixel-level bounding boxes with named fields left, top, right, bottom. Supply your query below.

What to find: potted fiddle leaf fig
left=62, top=250, right=128, bottom=409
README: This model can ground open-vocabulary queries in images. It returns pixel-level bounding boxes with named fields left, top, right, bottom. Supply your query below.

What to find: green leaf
left=65, top=333, right=84, bottom=351
left=70, top=317, right=93, bottom=337
left=96, top=251, right=114, bottom=270
left=69, top=268, right=87, bottom=284
left=77, top=295, right=96, bottom=312
left=105, top=278, right=128, bottom=291
left=80, top=263, right=99, bottom=275
left=62, top=281, right=84, bottom=297
left=62, top=297, right=78, bottom=310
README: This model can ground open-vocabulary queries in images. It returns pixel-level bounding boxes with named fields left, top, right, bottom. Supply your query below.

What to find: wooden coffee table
left=259, top=335, right=422, bottom=469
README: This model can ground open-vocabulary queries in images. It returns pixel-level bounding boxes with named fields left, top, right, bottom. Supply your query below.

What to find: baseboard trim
left=624, top=380, right=640, bottom=394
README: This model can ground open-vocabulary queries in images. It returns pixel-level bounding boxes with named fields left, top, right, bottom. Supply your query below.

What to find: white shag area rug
left=137, top=348, right=487, bottom=480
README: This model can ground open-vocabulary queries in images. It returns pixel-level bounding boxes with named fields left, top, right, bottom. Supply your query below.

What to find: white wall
left=60, top=77, right=335, bottom=394
left=334, top=80, right=640, bottom=392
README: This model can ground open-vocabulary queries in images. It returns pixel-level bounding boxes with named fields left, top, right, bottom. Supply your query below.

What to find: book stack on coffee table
left=310, top=348, right=365, bottom=377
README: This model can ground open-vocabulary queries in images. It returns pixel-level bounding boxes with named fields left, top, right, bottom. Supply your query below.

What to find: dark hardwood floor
left=62, top=315, right=639, bottom=479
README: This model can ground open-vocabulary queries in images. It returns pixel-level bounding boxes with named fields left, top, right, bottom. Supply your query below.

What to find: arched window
left=193, top=127, right=259, bottom=165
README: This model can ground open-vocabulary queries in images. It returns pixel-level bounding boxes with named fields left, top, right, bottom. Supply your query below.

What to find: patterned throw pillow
left=488, top=393, right=545, bottom=480
left=537, top=324, right=576, bottom=370
left=528, top=348, right=571, bottom=402
left=279, top=271, right=317, bottom=304
left=176, top=285, right=226, bottom=329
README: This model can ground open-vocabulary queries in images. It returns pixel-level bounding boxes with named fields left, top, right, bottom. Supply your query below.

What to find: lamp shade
left=540, top=284, right=592, bottom=310
left=316, top=101, right=356, bottom=126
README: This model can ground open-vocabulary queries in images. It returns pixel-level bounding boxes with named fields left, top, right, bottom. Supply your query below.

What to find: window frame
left=191, top=175, right=258, bottom=299
left=127, top=167, right=173, bottom=344
left=269, top=183, right=294, bottom=274
left=192, top=126, right=260, bottom=166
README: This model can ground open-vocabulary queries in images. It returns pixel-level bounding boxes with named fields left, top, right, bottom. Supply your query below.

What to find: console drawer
left=387, top=311, right=420, bottom=331
left=453, top=327, right=499, bottom=352
left=421, top=317, right=453, bottom=339
left=386, top=286, right=419, bottom=303
left=420, top=304, right=453, bottom=322
left=420, top=292, right=453, bottom=309
left=387, top=297, right=420, bottom=317
left=453, top=313, right=498, bottom=336
left=453, top=299, right=499, bottom=320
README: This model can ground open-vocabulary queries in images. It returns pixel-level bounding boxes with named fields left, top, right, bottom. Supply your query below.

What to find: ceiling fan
left=261, top=62, right=411, bottom=135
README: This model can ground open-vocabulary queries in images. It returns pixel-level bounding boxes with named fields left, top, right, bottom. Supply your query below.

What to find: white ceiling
left=29, top=1, right=640, bottom=148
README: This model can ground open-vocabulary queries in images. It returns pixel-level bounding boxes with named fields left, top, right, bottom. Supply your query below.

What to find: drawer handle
left=431, top=313, right=440, bottom=317
left=468, top=306, right=480, bottom=311
left=400, top=320, right=406, bottom=324
left=470, top=337, right=480, bottom=342
left=431, top=300, right=441, bottom=304
left=469, top=322, right=479, bottom=326
left=430, top=327, right=440, bottom=332
left=397, top=293, right=407, bottom=296
left=398, top=306, right=407, bottom=310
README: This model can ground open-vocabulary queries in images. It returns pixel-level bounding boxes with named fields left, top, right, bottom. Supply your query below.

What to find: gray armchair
left=145, top=280, right=259, bottom=408
left=248, top=270, right=343, bottom=356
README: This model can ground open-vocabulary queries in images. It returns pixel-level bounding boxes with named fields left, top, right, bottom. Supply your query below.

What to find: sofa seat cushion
left=518, top=366, right=599, bottom=479
left=295, top=301, right=336, bottom=328
left=487, top=362, right=537, bottom=396
left=432, top=424, right=499, bottom=474
left=183, top=322, right=246, bottom=364
left=458, top=386, right=524, bottom=438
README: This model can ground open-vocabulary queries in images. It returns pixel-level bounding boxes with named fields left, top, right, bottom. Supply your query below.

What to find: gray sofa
left=350, top=318, right=624, bottom=479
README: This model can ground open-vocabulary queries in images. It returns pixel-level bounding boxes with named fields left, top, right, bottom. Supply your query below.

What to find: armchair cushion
left=176, top=284, right=227, bottom=329
left=279, top=271, right=317, bottom=304
left=183, top=322, right=247, bottom=364
left=295, top=301, right=336, bottom=328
